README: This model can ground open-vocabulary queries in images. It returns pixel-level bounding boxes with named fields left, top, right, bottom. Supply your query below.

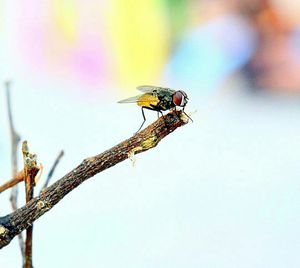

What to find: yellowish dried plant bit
left=141, top=136, right=158, bottom=150
left=180, top=109, right=196, bottom=123
left=128, top=146, right=143, bottom=167
left=180, top=113, right=190, bottom=123
left=0, top=226, right=7, bottom=236
left=129, top=154, right=137, bottom=167
left=127, top=136, right=160, bottom=166
left=34, top=163, right=43, bottom=185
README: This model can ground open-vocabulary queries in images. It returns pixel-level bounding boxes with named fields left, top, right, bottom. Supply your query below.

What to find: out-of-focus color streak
left=163, top=0, right=188, bottom=42
left=3, top=0, right=299, bottom=95
left=106, top=0, right=169, bottom=89
left=17, top=2, right=111, bottom=87
left=53, top=0, right=77, bottom=42
left=11, top=1, right=170, bottom=91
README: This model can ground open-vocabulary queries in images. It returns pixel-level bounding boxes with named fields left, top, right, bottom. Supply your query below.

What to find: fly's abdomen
left=137, top=93, right=160, bottom=109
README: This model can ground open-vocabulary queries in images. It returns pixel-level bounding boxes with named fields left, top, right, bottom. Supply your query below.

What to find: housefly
left=118, top=85, right=192, bottom=132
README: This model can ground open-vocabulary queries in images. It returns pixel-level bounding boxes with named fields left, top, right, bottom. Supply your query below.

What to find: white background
left=0, top=81, right=300, bottom=267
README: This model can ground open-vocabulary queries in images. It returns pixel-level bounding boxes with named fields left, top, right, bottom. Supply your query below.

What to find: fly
left=118, top=85, right=192, bottom=132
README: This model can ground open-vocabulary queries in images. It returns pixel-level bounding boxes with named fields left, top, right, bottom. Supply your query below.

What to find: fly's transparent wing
left=136, top=85, right=159, bottom=93
left=118, top=94, right=143, bottom=103
left=137, top=85, right=176, bottom=96
left=118, top=92, right=159, bottom=107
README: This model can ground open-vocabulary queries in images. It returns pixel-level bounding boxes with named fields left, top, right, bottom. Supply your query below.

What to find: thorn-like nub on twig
left=41, top=150, right=64, bottom=191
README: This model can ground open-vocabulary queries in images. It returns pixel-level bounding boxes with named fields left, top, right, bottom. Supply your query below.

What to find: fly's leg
left=149, top=104, right=166, bottom=126
left=136, top=107, right=146, bottom=133
left=155, top=110, right=167, bottom=127
left=158, top=110, right=168, bottom=127
left=182, top=107, right=193, bottom=122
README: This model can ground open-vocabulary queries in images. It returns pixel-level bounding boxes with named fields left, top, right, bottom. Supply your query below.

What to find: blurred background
left=1, top=0, right=300, bottom=267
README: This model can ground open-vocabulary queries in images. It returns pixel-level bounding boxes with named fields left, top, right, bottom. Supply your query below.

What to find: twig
left=0, top=110, right=189, bottom=249
left=6, top=81, right=21, bottom=178
left=22, top=141, right=39, bottom=268
left=5, top=81, right=24, bottom=258
left=0, top=171, right=24, bottom=194
left=41, top=150, right=64, bottom=191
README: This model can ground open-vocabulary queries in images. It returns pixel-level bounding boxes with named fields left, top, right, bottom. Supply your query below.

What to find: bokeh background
left=1, top=0, right=300, bottom=267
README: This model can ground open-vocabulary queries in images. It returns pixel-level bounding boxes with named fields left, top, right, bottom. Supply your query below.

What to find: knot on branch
left=36, top=201, right=46, bottom=210
left=35, top=200, right=51, bottom=218
left=0, top=226, right=8, bottom=237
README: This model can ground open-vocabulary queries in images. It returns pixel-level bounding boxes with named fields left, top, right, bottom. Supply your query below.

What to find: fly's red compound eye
left=180, top=90, right=188, bottom=99
left=173, top=91, right=183, bottom=106
left=173, top=91, right=187, bottom=106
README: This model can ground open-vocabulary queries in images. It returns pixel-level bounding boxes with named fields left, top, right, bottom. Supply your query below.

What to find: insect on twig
left=118, top=85, right=193, bottom=132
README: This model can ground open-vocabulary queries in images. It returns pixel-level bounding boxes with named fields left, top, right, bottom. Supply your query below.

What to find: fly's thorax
left=156, top=89, right=176, bottom=110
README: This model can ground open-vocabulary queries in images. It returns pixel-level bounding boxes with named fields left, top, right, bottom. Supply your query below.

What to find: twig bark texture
left=22, top=141, right=40, bottom=268
left=0, top=111, right=188, bottom=249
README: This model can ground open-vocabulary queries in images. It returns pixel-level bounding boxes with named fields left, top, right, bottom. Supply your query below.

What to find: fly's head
left=172, top=90, right=189, bottom=108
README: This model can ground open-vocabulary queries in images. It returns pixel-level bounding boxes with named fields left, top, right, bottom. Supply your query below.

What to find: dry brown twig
left=41, top=150, right=64, bottom=191
left=0, top=171, right=24, bottom=194
left=22, top=141, right=40, bottom=268
left=5, top=82, right=24, bottom=258
left=0, top=110, right=189, bottom=249
left=2, top=83, right=63, bottom=267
